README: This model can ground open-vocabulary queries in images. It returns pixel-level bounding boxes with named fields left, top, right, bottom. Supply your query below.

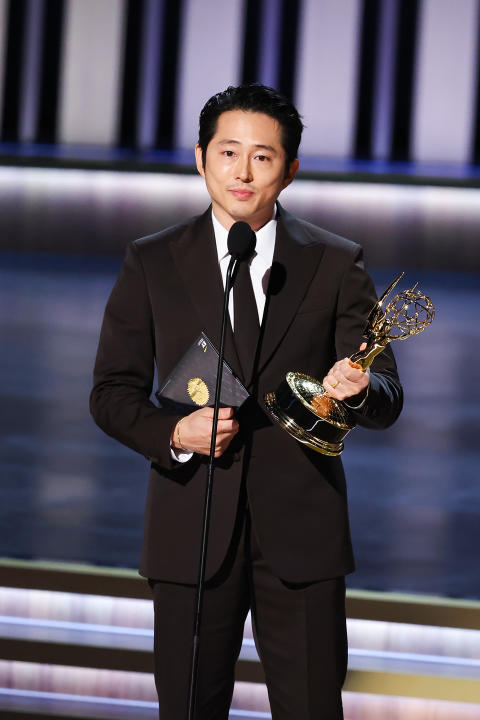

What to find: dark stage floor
left=1, top=252, right=479, bottom=600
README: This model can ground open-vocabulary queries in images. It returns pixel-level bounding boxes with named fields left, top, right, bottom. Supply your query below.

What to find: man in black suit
left=90, top=84, right=402, bottom=719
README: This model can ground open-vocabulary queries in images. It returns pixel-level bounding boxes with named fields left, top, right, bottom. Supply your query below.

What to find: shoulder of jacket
left=132, top=214, right=200, bottom=252
left=295, top=217, right=362, bottom=257
left=278, top=204, right=362, bottom=258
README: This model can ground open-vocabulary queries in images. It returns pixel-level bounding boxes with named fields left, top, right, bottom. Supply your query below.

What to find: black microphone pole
left=187, top=222, right=255, bottom=720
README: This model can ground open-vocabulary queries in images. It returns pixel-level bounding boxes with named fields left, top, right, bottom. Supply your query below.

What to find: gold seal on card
left=187, top=377, right=210, bottom=406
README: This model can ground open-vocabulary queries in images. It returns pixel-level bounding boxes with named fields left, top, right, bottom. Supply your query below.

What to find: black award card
left=156, top=332, right=249, bottom=415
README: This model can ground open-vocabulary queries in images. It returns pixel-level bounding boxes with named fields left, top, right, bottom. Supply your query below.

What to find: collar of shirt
left=211, top=208, right=277, bottom=325
left=212, top=207, right=277, bottom=270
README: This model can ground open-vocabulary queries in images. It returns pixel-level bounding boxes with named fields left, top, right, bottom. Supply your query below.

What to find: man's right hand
left=172, top=407, right=239, bottom=458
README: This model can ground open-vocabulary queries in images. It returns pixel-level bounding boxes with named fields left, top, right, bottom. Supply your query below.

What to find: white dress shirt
left=211, top=208, right=277, bottom=328
left=171, top=208, right=277, bottom=461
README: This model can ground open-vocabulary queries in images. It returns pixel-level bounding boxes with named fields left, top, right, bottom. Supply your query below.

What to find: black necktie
left=233, top=252, right=260, bottom=384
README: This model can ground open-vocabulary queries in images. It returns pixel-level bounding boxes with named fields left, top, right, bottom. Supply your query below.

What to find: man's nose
left=235, top=157, right=253, bottom=182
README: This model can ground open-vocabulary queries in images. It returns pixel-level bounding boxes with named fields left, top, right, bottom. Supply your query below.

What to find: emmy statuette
left=264, top=273, right=435, bottom=456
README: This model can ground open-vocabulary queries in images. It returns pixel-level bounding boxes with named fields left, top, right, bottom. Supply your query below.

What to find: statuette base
left=264, top=372, right=356, bottom=456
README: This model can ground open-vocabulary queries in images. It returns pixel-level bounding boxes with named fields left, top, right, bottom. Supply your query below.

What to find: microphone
left=187, top=219, right=255, bottom=720
left=227, top=221, right=256, bottom=261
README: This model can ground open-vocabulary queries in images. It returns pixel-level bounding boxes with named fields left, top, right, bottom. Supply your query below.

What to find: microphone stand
left=187, top=255, right=237, bottom=720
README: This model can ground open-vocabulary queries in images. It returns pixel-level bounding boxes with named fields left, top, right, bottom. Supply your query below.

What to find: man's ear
left=282, top=158, right=299, bottom=189
left=195, top=144, right=205, bottom=178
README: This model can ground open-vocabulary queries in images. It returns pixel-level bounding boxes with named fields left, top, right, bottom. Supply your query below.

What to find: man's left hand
left=322, top=343, right=369, bottom=402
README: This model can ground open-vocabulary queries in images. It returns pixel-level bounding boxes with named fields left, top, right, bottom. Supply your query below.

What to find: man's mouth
left=229, top=189, right=254, bottom=200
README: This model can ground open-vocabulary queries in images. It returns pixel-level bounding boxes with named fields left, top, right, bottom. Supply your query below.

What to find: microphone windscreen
left=227, top=221, right=256, bottom=260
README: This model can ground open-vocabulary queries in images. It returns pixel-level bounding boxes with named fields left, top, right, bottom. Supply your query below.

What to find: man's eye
left=256, top=155, right=269, bottom=162
left=223, top=150, right=235, bottom=157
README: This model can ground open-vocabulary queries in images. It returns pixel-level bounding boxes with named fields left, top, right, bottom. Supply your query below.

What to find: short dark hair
left=198, top=83, right=304, bottom=172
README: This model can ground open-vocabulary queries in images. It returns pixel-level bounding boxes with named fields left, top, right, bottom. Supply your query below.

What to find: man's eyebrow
left=254, top=143, right=277, bottom=153
left=217, top=139, right=277, bottom=153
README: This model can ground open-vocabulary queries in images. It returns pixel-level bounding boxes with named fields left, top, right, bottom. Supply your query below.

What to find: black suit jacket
left=90, top=204, right=402, bottom=584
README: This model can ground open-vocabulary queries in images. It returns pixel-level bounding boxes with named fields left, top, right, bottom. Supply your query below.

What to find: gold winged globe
left=264, top=273, right=435, bottom=456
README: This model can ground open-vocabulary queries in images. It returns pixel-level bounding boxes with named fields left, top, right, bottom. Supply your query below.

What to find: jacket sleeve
left=334, top=247, right=403, bottom=430
left=89, top=241, right=181, bottom=466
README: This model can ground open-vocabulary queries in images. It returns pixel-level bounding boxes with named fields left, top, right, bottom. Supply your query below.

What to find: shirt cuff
left=170, top=444, right=194, bottom=463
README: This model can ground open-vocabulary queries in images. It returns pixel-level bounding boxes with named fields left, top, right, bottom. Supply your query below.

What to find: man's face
left=195, top=110, right=298, bottom=232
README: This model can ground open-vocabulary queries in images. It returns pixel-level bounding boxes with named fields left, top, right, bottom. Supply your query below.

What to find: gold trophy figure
left=264, top=273, right=435, bottom=456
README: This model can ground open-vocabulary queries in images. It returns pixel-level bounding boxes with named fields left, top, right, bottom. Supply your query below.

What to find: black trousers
left=150, top=512, right=347, bottom=720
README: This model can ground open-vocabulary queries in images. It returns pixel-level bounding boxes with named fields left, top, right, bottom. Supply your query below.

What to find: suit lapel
left=169, top=208, right=242, bottom=379
left=259, top=204, right=326, bottom=371
left=169, top=205, right=325, bottom=384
